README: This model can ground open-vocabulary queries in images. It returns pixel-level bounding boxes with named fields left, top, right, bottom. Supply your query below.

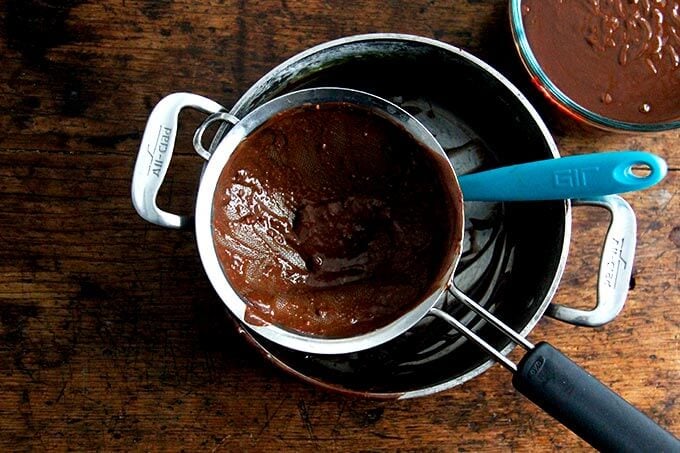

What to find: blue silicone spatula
left=457, top=151, right=667, bottom=201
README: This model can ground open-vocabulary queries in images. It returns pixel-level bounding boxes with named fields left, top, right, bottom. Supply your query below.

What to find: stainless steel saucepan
left=132, top=86, right=675, bottom=451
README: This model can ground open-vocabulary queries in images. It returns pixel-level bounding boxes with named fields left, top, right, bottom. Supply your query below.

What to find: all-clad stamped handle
left=131, top=93, right=231, bottom=229
left=549, top=195, right=636, bottom=327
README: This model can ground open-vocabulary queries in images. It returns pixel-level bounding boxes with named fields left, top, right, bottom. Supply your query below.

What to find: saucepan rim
left=208, top=33, right=568, bottom=357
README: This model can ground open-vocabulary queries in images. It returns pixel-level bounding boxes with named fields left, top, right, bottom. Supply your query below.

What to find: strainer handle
left=436, top=292, right=678, bottom=451
left=548, top=195, right=636, bottom=327
left=131, top=93, right=228, bottom=229
left=514, top=342, right=680, bottom=452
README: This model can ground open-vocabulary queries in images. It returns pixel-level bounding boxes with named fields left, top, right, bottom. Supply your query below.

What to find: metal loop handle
left=131, top=93, right=226, bottom=229
left=548, top=195, right=637, bottom=327
left=193, top=111, right=240, bottom=160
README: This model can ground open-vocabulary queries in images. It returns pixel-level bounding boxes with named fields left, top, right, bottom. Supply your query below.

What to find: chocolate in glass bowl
left=512, top=0, right=680, bottom=131
left=211, top=102, right=460, bottom=338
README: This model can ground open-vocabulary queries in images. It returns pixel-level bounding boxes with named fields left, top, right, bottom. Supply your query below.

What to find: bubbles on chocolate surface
left=212, top=102, right=459, bottom=337
left=523, top=0, right=680, bottom=123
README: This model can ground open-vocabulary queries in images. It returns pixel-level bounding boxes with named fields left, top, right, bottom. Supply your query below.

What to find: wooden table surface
left=1, top=0, right=678, bottom=451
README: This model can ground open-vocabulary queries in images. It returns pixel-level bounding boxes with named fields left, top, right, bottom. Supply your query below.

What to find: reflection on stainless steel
left=430, top=307, right=520, bottom=372
left=386, top=96, right=513, bottom=366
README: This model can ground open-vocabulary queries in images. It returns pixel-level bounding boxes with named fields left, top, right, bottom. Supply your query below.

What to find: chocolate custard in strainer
left=211, top=102, right=460, bottom=338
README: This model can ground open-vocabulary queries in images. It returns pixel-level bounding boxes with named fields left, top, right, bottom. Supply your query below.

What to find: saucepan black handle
left=512, top=342, right=679, bottom=452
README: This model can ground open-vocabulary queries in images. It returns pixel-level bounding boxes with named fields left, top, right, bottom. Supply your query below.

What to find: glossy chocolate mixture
left=522, top=0, right=680, bottom=123
left=212, top=102, right=461, bottom=338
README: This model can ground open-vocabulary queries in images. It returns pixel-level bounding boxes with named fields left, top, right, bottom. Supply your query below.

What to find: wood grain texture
left=0, top=0, right=677, bottom=451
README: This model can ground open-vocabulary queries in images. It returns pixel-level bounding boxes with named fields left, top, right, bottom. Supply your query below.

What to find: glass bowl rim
left=509, top=0, right=680, bottom=133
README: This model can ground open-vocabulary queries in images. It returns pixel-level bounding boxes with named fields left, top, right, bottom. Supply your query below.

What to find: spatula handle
left=458, top=151, right=667, bottom=201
